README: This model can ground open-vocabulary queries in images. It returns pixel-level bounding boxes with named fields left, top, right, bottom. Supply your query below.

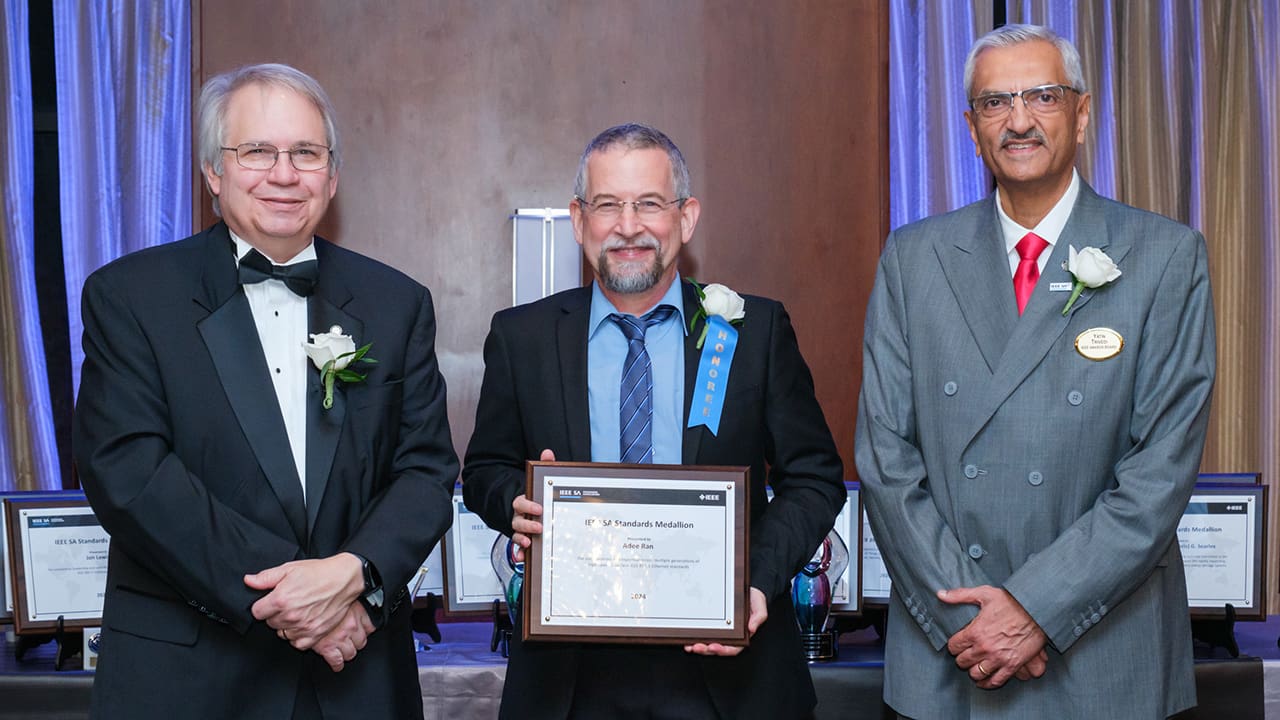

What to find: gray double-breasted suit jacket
left=855, top=183, right=1216, bottom=719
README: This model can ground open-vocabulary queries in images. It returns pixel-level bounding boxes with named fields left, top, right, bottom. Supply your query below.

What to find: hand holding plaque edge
left=510, top=449, right=555, bottom=562
left=683, top=587, right=766, bottom=656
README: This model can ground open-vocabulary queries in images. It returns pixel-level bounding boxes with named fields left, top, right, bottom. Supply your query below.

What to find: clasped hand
left=244, top=552, right=374, bottom=671
left=938, top=585, right=1048, bottom=689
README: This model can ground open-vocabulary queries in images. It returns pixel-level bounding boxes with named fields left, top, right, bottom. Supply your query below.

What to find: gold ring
left=281, top=629, right=288, bottom=640
left=977, top=663, right=989, bottom=677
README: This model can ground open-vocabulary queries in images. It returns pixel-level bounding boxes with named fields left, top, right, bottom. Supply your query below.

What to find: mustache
left=1000, top=129, right=1046, bottom=145
left=602, top=236, right=660, bottom=253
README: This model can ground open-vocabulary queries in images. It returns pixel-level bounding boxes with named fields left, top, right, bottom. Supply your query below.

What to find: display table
left=3, top=618, right=1277, bottom=719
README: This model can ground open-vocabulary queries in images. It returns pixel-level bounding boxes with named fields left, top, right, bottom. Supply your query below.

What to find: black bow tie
left=238, top=248, right=318, bottom=297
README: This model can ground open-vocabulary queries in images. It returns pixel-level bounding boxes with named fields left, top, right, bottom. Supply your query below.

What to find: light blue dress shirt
left=587, top=278, right=687, bottom=464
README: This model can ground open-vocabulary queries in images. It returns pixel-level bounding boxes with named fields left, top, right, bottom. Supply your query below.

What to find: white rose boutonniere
left=685, top=278, right=745, bottom=436
left=1062, top=245, right=1121, bottom=316
left=687, top=278, right=745, bottom=349
left=302, top=325, right=377, bottom=409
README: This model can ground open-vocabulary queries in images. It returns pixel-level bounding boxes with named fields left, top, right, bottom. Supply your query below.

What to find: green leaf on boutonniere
left=685, top=277, right=711, bottom=348
left=684, top=277, right=746, bottom=350
left=319, top=342, right=378, bottom=409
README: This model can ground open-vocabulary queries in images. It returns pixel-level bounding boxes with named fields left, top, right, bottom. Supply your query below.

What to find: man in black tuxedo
left=463, top=123, right=845, bottom=719
left=73, top=63, right=457, bottom=719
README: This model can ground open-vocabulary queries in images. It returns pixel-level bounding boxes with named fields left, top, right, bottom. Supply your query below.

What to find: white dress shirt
left=231, top=232, right=315, bottom=502
left=997, top=168, right=1081, bottom=277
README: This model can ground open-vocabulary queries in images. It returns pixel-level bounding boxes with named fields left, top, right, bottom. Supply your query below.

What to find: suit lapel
left=680, top=282, right=705, bottom=463
left=958, top=183, right=1132, bottom=449
left=557, top=289, right=592, bottom=461
left=935, top=196, right=1018, bottom=374
left=1050, top=184, right=1132, bottom=317
left=304, top=240, right=360, bottom=538
left=195, top=225, right=307, bottom=543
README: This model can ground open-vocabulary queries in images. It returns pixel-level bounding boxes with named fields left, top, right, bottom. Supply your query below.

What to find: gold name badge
left=1075, top=327, right=1124, bottom=361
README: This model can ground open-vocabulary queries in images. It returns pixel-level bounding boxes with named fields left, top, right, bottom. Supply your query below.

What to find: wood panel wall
left=192, top=1, right=889, bottom=477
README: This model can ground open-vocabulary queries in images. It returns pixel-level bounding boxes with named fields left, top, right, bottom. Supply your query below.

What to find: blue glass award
left=792, top=529, right=849, bottom=661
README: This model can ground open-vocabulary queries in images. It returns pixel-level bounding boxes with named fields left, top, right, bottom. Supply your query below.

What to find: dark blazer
left=463, top=281, right=846, bottom=720
left=73, top=223, right=458, bottom=719
left=855, top=183, right=1215, bottom=719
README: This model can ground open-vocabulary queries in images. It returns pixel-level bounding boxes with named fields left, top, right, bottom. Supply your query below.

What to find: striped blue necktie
left=610, top=305, right=677, bottom=464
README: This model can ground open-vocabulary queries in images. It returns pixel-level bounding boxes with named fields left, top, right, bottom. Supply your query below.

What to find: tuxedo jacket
left=462, top=281, right=846, bottom=719
left=73, top=223, right=458, bottom=719
left=855, top=183, right=1216, bottom=719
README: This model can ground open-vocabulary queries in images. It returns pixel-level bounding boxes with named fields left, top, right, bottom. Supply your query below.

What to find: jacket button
left=967, top=543, right=984, bottom=559
left=1074, top=626, right=1083, bottom=637
left=921, top=622, right=931, bottom=634
left=1099, top=604, right=1108, bottom=615
left=1091, top=612, right=1101, bottom=623
left=1067, top=390, right=1084, bottom=406
left=943, top=381, right=958, bottom=396
left=964, top=464, right=979, bottom=479
left=1028, top=471, right=1043, bottom=486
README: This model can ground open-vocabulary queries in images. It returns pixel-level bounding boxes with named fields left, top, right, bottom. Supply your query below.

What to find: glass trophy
left=792, top=529, right=849, bottom=661
left=489, top=536, right=524, bottom=654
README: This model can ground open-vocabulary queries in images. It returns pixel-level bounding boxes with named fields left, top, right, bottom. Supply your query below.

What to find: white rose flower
left=700, top=283, right=746, bottom=322
left=1062, top=246, right=1121, bottom=315
left=1067, top=245, right=1122, bottom=288
left=303, top=327, right=357, bottom=371
left=300, top=326, right=376, bottom=410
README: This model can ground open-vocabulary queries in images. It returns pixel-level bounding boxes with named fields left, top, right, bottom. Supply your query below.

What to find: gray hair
left=197, top=63, right=340, bottom=215
left=963, top=24, right=1087, bottom=100
left=573, top=123, right=691, bottom=201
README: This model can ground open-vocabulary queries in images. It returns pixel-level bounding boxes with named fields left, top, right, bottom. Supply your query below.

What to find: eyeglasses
left=575, top=196, right=685, bottom=220
left=221, top=142, right=332, bottom=171
left=969, top=84, right=1081, bottom=119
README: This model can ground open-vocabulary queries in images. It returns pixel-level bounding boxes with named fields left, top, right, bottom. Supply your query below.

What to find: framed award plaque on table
left=1181, top=482, right=1267, bottom=620
left=2, top=491, right=86, bottom=624
left=4, top=497, right=109, bottom=633
left=523, top=461, right=749, bottom=645
left=860, top=505, right=892, bottom=606
left=442, top=490, right=505, bottom=614
left=827, top=481, right=863, bottom=614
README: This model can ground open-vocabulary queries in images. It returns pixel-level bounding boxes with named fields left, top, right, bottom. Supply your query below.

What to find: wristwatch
left=355, top=554, right=385, bottom=622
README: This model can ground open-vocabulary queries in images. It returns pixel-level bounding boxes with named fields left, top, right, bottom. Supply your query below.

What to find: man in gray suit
left=856, top=24, right=1215, bottom=719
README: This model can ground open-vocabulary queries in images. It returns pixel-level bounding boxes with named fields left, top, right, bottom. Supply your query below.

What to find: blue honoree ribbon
left=687, top=315, right=738, bottom=436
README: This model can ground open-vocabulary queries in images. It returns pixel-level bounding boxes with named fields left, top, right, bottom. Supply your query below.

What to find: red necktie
left=1013, top=232, right=1049, bottom=315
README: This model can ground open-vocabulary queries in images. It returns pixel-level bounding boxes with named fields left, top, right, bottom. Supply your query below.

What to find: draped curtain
left=53, top=0, right=191, bottom=394
left=888, top=1, right=993, bottom=227
left=0, top=0, right=60, bottom=491
left=0, top=1, right=190, bottom=489
left=891, top=0, right=1280, bottom=612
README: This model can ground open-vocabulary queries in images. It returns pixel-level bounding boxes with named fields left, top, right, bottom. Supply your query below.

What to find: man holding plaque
left=73, top=64, right=457, bottom=718
left=463, top=123, right=846, bottom=719
left=855, top=25, right=1216, bottom=719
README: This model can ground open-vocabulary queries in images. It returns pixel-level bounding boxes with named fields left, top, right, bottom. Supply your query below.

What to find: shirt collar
left=997, top=168, right=1080, bottom=256
left=230, top=230, right=318, bottom=266
left=588, top=276, right=688, bottom=340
